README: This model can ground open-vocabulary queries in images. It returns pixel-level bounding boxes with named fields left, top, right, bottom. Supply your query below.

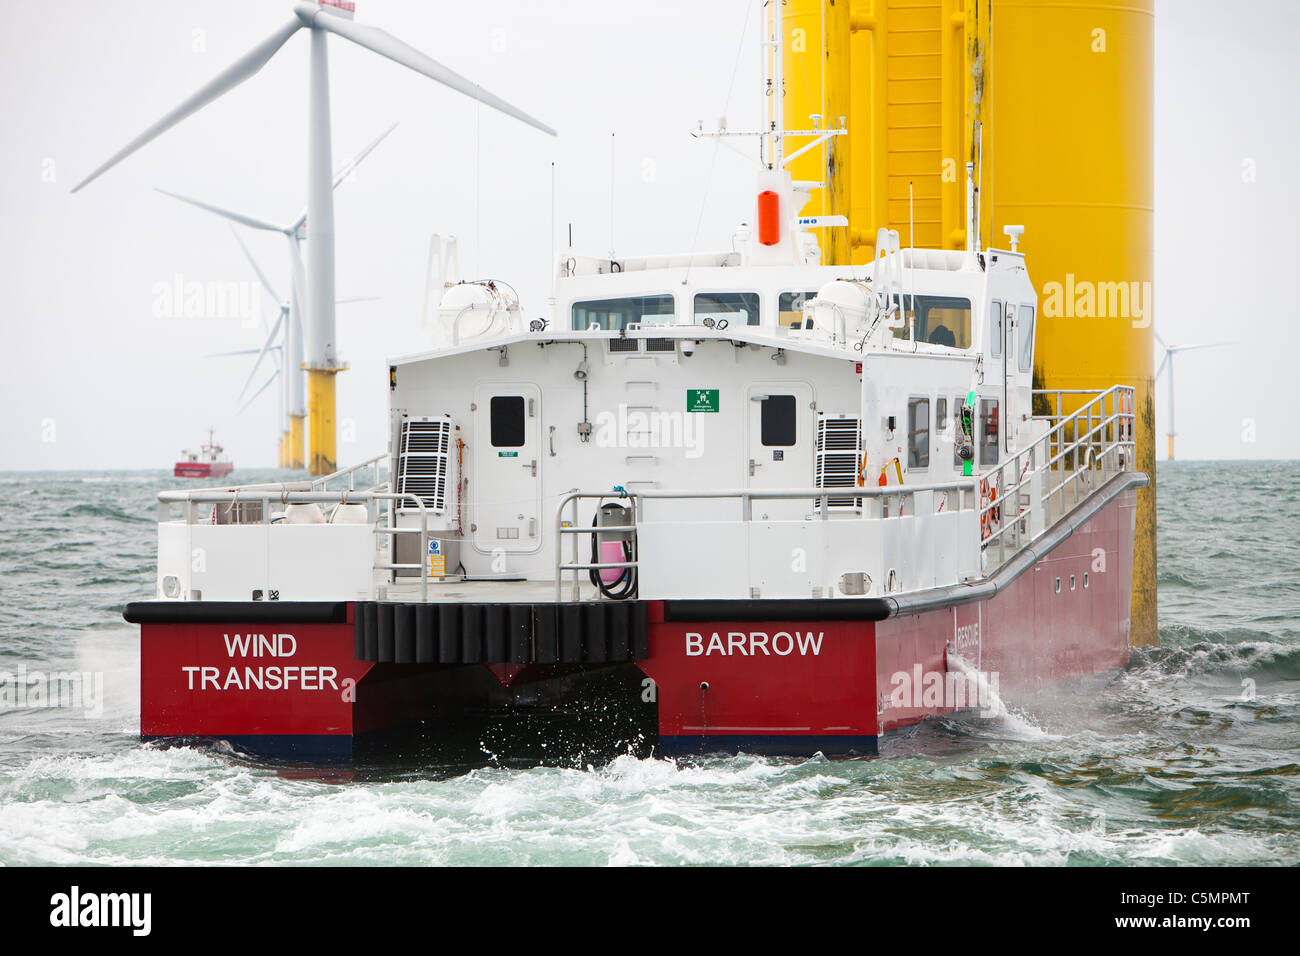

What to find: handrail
left=158, top=485, right=430, bottom=603
left=978, top=385, right=1135, bottom=564
left=310, top=453, right=387, bottom=493
left=554, top=480, right=978, bottom=601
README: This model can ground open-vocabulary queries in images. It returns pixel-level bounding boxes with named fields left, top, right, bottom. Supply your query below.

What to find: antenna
left=974, top=124, right=984, bottom=254
left=909, top=180, right=915, bottom=250
left=771, top=0, right=784, bottom=169
left=550, top=161, right=557, bottom=301
left=609, top=132, right=616, bottom=260
left=909, top=180, right=917, bottom=340
left=965, top=161, right=976, bottom=261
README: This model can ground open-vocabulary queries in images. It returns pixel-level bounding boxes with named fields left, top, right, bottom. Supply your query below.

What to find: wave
left=59, top=503, right=151, bottom=524
left=1129, top=638, right=1300, bottom=682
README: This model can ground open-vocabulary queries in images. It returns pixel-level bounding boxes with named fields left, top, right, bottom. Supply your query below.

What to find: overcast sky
left=1, top=0, right=1296, bottom=469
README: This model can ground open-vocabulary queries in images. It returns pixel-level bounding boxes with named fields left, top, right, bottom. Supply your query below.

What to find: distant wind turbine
left=1154, top=329, right=1235, bottom=460
left=74, top=0, right=556, bottom=475
left=220, top=231, right=384, bottom=467
left=158, top=124, right=397, bottom=469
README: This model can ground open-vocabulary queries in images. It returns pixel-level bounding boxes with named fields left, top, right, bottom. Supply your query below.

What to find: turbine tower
left=158, top=124, right=397, bottom=469
left=73, top=0, right=556, bottom=475
left=213, top=233, right=381, bottom=469
left=1154, top=330, right=1233, bottom=461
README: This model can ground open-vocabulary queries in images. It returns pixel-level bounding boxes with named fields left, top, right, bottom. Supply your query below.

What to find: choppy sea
left=0, top=461, right=1296, bottom=866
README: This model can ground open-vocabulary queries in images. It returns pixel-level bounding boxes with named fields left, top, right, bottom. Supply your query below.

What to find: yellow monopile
left=786, top=0, right=1156, bottom=645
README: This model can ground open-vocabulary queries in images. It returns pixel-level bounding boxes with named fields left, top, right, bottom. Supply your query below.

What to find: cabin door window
left=472, top=384, right=541, bottom=554
left=979, top=398, right=1000, bottom=467
left=997, top=300, right=1014, bottom=452
left=746, top=383, right=813, bottom=518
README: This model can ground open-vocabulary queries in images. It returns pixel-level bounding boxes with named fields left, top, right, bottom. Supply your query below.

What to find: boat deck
left=382, top=577, right=563, bottom=604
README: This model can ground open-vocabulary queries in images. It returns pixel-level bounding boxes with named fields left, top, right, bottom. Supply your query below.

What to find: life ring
left=979, top=476, right=1001, bottom=541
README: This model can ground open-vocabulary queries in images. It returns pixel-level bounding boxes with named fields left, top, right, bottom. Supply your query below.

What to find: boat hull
left=173, top=462, right=234, bottom=479
left=128, top=480, right=1139, bottom=763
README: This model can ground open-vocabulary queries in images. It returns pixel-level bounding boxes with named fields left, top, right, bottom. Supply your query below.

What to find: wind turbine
left=1154, top=329, right=1234, bottom=460
left=219, top=232, right=384, bottom=468
left=73, top=0, right=556, bottom=475
left=157, top=123, right=398, bottom=469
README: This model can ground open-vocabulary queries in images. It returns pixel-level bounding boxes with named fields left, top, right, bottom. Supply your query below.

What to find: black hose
left=588, top=505, right=637, bottom=600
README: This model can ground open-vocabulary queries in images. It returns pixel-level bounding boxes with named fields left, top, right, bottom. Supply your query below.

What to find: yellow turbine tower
left=784, top=0, right=1156, bottom=646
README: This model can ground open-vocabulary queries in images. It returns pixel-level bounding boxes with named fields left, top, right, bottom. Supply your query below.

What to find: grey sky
left=1, top=0, right=1295, bottom=469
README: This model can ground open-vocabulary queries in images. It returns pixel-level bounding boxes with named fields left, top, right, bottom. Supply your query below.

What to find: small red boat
left=174, top=430, right=234, bottom=479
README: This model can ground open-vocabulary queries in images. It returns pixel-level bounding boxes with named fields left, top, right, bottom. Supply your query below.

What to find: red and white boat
left=122, top=3, right=1144, bottom=764
left=173, top=430, right=234, bottom=479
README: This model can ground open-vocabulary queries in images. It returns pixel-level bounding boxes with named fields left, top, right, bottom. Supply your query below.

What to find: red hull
left=173, top=461, right=234, bottom=479
left=130, top=483, right=1140, bottom=760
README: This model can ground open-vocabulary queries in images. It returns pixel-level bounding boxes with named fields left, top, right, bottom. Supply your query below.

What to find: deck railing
left=979, top=386, right=1136, bottom=568
left=554, top=386, right=1136, bottom=600
left=554, top=481, right=979, bottom=601
left=157, top=484, right=431, bottom=602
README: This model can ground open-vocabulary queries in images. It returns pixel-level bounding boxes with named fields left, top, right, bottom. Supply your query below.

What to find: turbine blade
left=289, top=122, right=401, bottom=231
left=1169, top=341, right=1236, bottom=353
left=208, top=347, right=283, bottom=358
left=72, top=19, right=304, bottom=193
left=239, top=370, right=281, bottom=413
left=228, top=225, right=282, bottom=302
left=238, top=309, right=285, bottom=402
left=332, top=122, right=399, bottom=189
left=1155, top=353, right=1169, bottom=380
left=156, top=188, right=284, bottom=232
left=1152, top=328, right=1166, bottom=350
left=336, top=295, right=381, bottom=305
left=294, top=4, right=556, bottom=136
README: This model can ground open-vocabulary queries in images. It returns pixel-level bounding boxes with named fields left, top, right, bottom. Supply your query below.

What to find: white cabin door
left=473, top=384, right=541, bottom=554
left=745, top=383, right=814, bottom=519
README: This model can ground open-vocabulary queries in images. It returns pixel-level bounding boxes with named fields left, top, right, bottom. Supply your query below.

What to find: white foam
left=946, top=649, right=1062, bottom=741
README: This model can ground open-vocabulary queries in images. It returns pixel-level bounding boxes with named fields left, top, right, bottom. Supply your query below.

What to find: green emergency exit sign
left=687, top=388, right=719, bottom=413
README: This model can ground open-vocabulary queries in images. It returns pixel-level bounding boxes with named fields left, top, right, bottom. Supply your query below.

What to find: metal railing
left=309, top=453, right=388, bottom=494
left=979, top=386, right=1135, bottom=568
left=554, top=481, right=979, bottom=601
left=553, top=388, right=1135, bottom=601
left=158, top=484, right=431, bottom=602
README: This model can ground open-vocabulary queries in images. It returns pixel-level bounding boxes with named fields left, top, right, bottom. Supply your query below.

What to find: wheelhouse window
left=1018, top=305, right=1035, bottom=371
left=490, top=396, right=526, bottom=447
left=571, top=294, right=674, bottom=331
left=891, top=294, right=973, bottom=348
left=908, top=397, right=931, bottom=469
left=990, top=301, right=1003, bottom=358
left=778, top=291, right=819, bottom=328
left=694, top=291, right=759, bottom=327
left=760, top=395, right=797, bottom=446
left=979, top=398, right=999, bottom=466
